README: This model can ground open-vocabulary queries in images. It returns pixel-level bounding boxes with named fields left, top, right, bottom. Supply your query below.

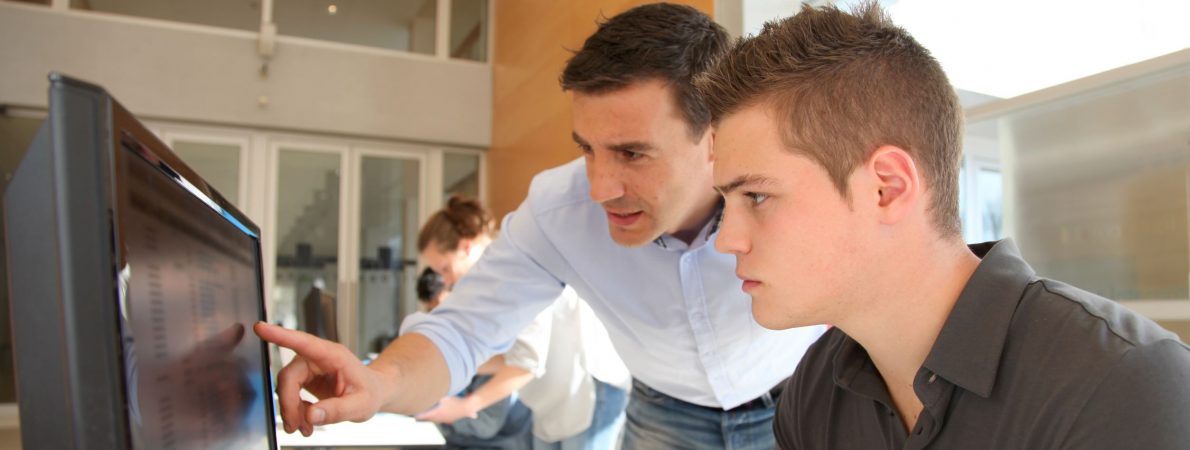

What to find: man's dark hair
left=416, top=267, right=445, bottom=303
left=696, top=2, right=964, bottom=237
left=561, top=3, right=730, bottom=140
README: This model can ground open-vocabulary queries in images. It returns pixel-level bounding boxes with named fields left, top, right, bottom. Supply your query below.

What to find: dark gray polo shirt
left=775, top=239, right=1190, bottom=449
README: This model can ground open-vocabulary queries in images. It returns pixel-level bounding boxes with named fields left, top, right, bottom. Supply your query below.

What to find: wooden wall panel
left=489, top=0, right=714, bottom=220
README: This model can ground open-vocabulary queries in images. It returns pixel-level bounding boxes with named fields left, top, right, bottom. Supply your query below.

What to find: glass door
left=268, top=143, right=347, bottom=353
left=161, top=130, right=250, bottom=210
left=266, top=139, right=426, bottom=358
left=351, top=149, right=425, bottom=357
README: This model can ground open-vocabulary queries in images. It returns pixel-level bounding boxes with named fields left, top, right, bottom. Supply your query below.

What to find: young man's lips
left=606, top=210, right=643, bottom=227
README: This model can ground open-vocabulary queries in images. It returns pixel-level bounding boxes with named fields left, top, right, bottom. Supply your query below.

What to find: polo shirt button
left=928, top=373, right=937, bottom=384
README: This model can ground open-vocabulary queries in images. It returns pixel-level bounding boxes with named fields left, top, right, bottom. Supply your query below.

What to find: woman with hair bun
left=413, top=196, right=629, bottom=450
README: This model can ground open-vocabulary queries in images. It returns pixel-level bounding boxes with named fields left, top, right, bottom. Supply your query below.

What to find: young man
left=255, top=4, right=826, bottom=449
left=699, top=3, right=1190, bottom=449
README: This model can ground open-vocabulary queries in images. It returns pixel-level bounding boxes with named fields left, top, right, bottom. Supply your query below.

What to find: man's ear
left=458, top=238, right=473, bottom=257
left=866, top=145, right=921, bottom=225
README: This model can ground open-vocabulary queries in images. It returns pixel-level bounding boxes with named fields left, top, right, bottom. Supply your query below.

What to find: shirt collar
left=831, top=331, right=896, bottom=405
left=653, top=199, right=725, bottom=251
left=922, top=238, right=1037, bottom=398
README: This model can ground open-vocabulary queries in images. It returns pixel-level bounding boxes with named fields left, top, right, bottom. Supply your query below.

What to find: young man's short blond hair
left=696, top=2, right=964, bottom=236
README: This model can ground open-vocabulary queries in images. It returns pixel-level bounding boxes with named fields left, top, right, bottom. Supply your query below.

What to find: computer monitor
left=302, top=287, right=339, bottom=343
left=3, top=74, right=278, bottom=449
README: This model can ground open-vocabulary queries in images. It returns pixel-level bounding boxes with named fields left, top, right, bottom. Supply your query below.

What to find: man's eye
left=623, top=151, right=642, bottom=161
left=576, top=144, right=593, bottom=154
left=745, top=192, right=769, bottom=206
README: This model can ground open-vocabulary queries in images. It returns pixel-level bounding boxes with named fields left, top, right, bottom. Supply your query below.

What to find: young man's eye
left=745, top=192, right=769, bottom=206
left=576, top=144, right=593, bottom=154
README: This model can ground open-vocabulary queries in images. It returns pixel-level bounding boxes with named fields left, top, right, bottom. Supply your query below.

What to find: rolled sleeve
left=399, top=201, right=568, bottom=395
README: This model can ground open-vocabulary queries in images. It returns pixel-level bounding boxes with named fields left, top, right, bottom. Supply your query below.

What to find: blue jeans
left=533, top=379, right=628, bottom=450
left=621, top=381, right=777, bottom=450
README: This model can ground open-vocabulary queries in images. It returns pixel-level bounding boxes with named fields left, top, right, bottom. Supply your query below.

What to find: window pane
left=172, top=140, right=241, bottom=208
left=70, top=0, right=259, bottom=33
left=971, top=63, right=1190, bottom=301
left=450, top=0, right=487, bottom=61
left=357, top=156, right=420, bottom=357
left=273, top=150, right=340, bottom=342
left=977, top=168, right=1003, bottom=242
left=443, top=152, right=479, bottom=200
left=276, top=0, right=437, bottom=54
left=958, top=165, right=968, bottom=239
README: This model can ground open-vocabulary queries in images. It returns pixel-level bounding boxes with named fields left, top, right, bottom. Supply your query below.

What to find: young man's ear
left=866, top=145, right=921, bottom=225
left=705, top=127, right=716, bottom=162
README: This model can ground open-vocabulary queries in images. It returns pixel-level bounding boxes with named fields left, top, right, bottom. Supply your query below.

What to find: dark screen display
left=116, top=145, right=273, bottom=449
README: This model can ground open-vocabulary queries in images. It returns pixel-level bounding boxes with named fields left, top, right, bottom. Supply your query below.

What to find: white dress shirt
left=503, top=288, right=630, bottom=442
left=401, top=158, right=826, bottom=409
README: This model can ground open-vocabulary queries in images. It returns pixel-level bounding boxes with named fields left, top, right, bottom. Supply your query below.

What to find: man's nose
left=587, top=152, right=626, bottom=204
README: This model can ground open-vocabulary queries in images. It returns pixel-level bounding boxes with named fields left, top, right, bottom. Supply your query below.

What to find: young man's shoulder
left=997, top=277, right=1190, bottom=446
left=1019, top=277, right=1187, bottom=360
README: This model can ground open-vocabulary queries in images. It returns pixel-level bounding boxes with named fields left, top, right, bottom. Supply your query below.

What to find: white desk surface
left=276, top=412, right=445, bottom=448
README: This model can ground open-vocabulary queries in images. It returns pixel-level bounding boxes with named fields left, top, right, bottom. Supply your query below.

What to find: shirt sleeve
left=400, top=199, right=569, bottom=395
left=502, top=303, right=555, bottom=377
left=1059, top=338, right=1190, bottom=449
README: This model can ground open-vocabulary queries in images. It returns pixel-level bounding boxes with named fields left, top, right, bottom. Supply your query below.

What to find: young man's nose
left=714, top=211, right=751, bottom=255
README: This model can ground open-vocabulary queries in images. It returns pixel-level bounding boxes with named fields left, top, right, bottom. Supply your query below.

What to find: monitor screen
left=116, top=132, right=272, bottom=449
left=4, top=73, right=278, bottom=449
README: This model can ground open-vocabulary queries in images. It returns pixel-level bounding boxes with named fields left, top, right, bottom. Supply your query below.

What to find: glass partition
left=275, top=0, right=437, bottom=54
left=356, top=155, right=421, bottom=357
left=272, top=149, right=342, bottom=338
left=70, top=0, right=259, bottom=32
left=171, top=140, right=241, bottom=208
left=443, top=151, right=480, bottom=200
left=968, top=61, right=1190, bottom=304
left=449, top=0, right=487, bottom=61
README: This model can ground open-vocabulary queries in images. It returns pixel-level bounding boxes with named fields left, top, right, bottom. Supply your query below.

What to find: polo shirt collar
left=922, top=238, right=1036, bottom=398
left=831, top=333, right=895, bottom=405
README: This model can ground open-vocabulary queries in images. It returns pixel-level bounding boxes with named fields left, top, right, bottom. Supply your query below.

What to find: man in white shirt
left=256, top=4, right=826, bottom=449
left=503, top=289, right=630, bottom=449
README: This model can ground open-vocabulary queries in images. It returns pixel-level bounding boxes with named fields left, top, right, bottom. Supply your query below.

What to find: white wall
left=0, top=3, right=492, bottom=148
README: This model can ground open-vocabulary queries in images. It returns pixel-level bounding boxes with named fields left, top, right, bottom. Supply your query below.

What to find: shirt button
left=928, top=373, right=937, bottom=384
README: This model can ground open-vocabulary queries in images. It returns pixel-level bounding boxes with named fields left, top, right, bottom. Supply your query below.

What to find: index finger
left=254, top=322, right=341, bottom=363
